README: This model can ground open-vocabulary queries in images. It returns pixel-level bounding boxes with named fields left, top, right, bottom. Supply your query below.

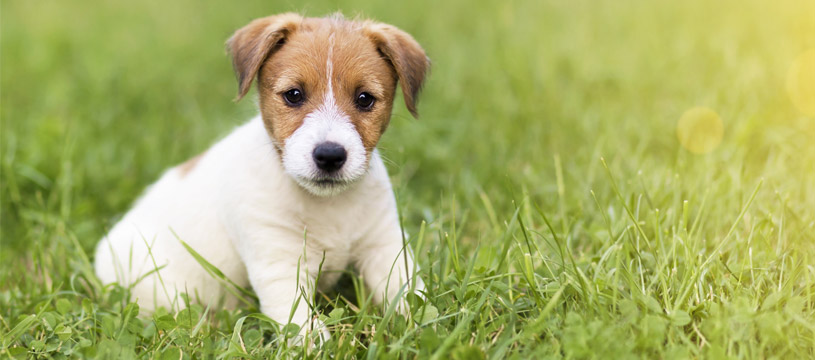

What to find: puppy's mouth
left=296, top=175, right=356, bottom=195
left=312, top=177, right=344, bottom=187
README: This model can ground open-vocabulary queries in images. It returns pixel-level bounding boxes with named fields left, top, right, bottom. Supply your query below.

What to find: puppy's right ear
left=227, top=13, right=302, bottom=101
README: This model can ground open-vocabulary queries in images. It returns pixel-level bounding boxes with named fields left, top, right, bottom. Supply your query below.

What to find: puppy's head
left=228, top=13, right=429, bottom=196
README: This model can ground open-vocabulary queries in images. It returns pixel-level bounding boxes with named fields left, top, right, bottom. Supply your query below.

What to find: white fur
left=281, top=95, right=368, bottom=196
left=94, top=116, right=423, bottom=342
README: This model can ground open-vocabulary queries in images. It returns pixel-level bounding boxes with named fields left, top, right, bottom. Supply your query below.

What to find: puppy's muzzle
left=312, top=142, right=347, bottom=173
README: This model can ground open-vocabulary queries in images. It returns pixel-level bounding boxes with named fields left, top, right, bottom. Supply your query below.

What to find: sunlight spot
left=676, top=107, right=723, bottom=154
left=786, top=49, right=815, bottom=117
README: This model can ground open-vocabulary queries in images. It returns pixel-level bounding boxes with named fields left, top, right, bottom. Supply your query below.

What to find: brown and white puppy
left=94, top=13, right=429, bottom=343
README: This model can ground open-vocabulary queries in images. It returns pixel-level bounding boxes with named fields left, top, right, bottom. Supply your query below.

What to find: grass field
left=3, top=0, right=815, bottom=358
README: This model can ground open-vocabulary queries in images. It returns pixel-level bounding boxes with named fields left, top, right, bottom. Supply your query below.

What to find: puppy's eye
left=283, top=89, right=304, bottom=106
left=355, top=92, right=375, bottom=111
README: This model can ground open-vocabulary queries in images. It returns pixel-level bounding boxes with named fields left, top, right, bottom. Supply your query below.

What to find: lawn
left=2, top=0, right=815, bottom=358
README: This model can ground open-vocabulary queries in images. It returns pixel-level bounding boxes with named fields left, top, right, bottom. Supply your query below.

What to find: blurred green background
left=2, top=0, right=815, bottom=357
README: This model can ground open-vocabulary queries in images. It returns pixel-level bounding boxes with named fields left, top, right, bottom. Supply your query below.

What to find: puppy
left=94, top=13, right=429, bottom=341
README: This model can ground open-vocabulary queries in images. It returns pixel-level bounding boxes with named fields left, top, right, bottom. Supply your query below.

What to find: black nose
left=312, top=142, right=347, bottom=172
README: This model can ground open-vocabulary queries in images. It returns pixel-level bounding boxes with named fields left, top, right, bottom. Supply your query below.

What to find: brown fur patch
left=178, top=152, right=205, bottom=177
left=363, top=22, right=430, bottom=118
left=227, top=13, right=303, bottom=100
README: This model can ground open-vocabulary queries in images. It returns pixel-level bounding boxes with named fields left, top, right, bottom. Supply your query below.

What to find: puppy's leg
left=355, top=219, right=425, bottom=315
left=238, top=238, right=328, bottom=345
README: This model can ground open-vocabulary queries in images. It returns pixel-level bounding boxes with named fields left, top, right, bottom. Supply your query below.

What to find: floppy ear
left=227, top=13, right=303, bottom=100
left=364, top=22, right=430, bottom=118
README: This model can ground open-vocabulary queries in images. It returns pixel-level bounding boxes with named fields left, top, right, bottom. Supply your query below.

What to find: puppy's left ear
left=227, top=13, right=303, bottom=100
left=364, top=22, right=430, bottom=118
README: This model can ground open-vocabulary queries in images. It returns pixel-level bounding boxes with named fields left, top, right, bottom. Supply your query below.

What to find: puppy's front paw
left=400, top=280, right=427, bottom=317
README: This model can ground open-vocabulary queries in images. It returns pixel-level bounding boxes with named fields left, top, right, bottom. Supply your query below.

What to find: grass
left=2, top=0, right=815, bottom=358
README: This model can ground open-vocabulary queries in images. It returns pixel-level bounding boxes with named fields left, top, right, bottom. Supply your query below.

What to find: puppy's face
left=228, top=14, right=429, bottom=196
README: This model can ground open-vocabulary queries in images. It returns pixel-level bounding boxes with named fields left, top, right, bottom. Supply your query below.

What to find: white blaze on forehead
left=314, top=33, right=345, bottom=132
left=326, top=32, right=335, bottom=102
left=281, top=31, right=369, bottom=195
left=311, top=32, right=356, bottom=147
